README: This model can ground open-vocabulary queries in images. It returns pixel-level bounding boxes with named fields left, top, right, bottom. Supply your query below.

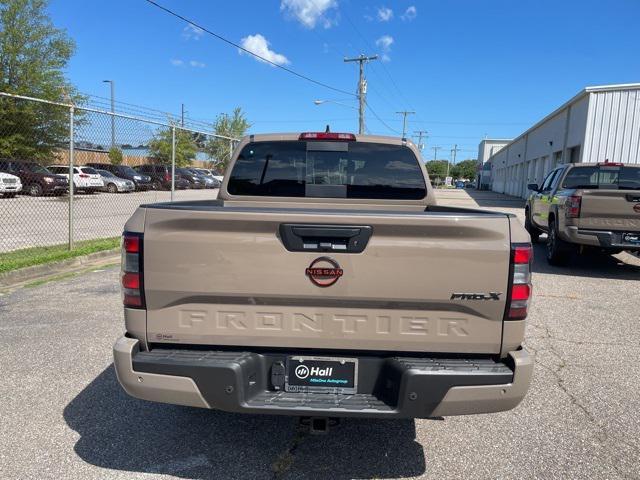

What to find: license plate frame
left=285, top=356, right=358, bottom=394
left=622, top=232, right=640, bottom=245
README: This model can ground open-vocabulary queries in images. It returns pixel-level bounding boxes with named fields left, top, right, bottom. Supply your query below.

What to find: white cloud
left=170, top=59, right=184, bottom=67
left=377, top=6, right=393, bottom=22
left=280, top=0, right=338, bottom=29
left=401, top=6, right=417, bottom=21
left=182, top=24, right=204, bottom=40
left=189, top=60, right=206, bottom=68
left=239, top=34, right=290, bottom=66
left=375, top=35, right=394, bottom=62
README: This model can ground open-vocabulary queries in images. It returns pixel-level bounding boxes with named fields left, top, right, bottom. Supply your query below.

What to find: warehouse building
left=488, top=83, right=640, bottom=198
left=476, top=139, right=510, bottom=189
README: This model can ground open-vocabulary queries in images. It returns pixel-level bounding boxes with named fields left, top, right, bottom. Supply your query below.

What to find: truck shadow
left=460, top=189, right=526, bottom=208
left=63, top=365, right=426, bottom=479
left=531, top=242, right=640, bottom=280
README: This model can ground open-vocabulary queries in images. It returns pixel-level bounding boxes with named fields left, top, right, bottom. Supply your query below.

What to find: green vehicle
left=525, top=162, right=640, bottom=265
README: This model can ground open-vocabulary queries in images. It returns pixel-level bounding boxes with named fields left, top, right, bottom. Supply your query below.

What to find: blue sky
left=49, top=0, right=640, bottom=160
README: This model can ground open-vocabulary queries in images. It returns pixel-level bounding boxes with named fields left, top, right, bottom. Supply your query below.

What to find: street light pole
left=102, top=80, right=115, bottom=148
left=344, top=54, right=378, bottom=134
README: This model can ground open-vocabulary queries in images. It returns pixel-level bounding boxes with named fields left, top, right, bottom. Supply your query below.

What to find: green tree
left=108, top=146, right=123, bottom=165
left=0, top=0, right=81, bottom=162
left=206, top=107, right=250, bottom=169
left=148, top=126, right=197, bottom=167
left=451, top=159, right=478, bottom=180
left=425, top=160, right=451, bottom=179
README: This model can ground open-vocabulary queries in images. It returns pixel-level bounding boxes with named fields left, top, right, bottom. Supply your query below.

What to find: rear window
left=227, top=141, right=426, bottom=199
left=80, top=167, right=98, bottom=174
left=562, top=165, right=640, bottom=190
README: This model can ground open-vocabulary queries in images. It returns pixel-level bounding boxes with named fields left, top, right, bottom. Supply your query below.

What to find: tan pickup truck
left=525, top=162, right=640, bottom=265
left=114, top=132, right=533, bottom=422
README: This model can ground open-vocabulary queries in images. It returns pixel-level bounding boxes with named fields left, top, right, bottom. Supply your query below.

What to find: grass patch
left=0, top=237, right=120, bottom=274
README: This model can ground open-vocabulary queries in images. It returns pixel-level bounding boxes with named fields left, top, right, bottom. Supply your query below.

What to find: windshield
left=25, top=163, right=51, bottom=174
left=120, top=166, right=137, bottom=176
left=97, top=170, right=114, bottom=177
left=562, top=165, right=640, bottom=190
left=227, top=141, right=426, bottom=199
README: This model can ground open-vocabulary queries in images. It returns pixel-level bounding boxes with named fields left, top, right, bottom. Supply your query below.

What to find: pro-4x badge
left=450, top=292, right=502, bottom=301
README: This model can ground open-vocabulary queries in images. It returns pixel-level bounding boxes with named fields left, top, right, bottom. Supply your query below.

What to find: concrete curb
left=0, top=248, right=120, bottom=288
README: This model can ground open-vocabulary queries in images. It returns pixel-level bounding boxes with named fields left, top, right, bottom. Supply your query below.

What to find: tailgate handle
left=279, top=224, right=373, bottom=253
left=625, top=194, right=640, bottom=203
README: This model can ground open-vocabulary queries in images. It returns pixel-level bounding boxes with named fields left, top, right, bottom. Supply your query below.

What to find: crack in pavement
left=271, top=425, right=309, bottom=480
left=526, top=320, right=640, bottom=478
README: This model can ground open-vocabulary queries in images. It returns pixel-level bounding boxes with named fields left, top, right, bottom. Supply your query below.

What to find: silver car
left=97, top=169, right=136, bottom=193
left=194, top=168, right=222, bottom=188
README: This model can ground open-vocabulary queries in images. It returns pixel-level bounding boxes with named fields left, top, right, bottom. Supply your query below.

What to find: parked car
left=96, top=169, right=136, bottom=193
left=85, top=163, right=153, bottom=191
left=195, top=168, right=222, bottom=188
left=0, top=171, right=22, bottom=197
left=48, top=165, right=104, bottom=193
left=525, top=161, right=640, bottom=265
left=114, top=131, right=533, bottom=423
left=176, top=167, right=206, bottom=189
left=134, top=164, right=189, bottom=190
left=0, top=160, right=68, bottom=196
left=455, top=181, right=465, bottom=189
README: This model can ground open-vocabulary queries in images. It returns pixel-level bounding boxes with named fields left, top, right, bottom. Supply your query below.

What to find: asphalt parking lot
left=1, top=189, right=639, bottom=479
left=0, top=188, right=218, bottom=253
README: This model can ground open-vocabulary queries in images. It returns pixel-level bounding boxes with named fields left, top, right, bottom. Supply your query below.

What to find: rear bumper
left=114, top=336, right=533, bottom=418
left=564, top=226, right=640, bottom=250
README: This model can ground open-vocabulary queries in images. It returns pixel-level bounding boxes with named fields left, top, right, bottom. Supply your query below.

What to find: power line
left=143, top=0, right=356, bottom=98
left=365, top=100, right=401, bottom=134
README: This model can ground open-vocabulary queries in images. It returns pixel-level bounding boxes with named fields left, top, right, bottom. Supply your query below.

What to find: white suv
left=0, top=171, right=22, bottom=197
left=48, top=165, right=104, bottom=193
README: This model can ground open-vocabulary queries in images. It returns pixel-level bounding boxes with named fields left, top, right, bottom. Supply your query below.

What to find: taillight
left=164, top=173, right=171, bottom=182
left=121, top=232, right=144, bottom=308
left=79, top=173, right=89, bottom=178
left=507, top=243, right=532, bottom=320
left=566, top=195, right=582, bottom=218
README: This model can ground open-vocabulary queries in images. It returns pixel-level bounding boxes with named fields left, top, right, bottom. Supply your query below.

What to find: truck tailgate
left=142, top=205, right=512, bottom=354
left=578, top=189, right=640, bottom=231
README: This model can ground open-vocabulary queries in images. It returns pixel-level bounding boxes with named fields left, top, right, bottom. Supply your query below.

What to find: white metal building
left=488, top=83, right=640, bottom=198
left=477, top=139, right=510, bottom=189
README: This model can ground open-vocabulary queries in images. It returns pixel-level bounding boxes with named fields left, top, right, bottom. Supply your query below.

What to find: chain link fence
left=0, top=92, right=237, bottom=253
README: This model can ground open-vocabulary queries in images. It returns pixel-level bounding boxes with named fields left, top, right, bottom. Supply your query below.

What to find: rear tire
left=524, top=208, right=541, bottom=243
left=107, top=183, right=118, bottom=193
left=547, top=219, right=573, bottom=266
left=28, top=183, right=43, bottom=197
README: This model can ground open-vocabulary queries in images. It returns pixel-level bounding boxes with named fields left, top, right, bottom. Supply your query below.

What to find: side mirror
left=527, top=183, right=540, bottom=192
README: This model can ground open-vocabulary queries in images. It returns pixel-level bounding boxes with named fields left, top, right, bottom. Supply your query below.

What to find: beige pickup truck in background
left=525, top=162, right=640, bottom=265
left=113, top=132, right=533, bottom=425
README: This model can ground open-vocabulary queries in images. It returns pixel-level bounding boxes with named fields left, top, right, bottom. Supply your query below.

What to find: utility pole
left=102, top=80, right=115, bottom=148
left=344, top=54, right=378, bottom=134
left=448, top=144, right=461, bottom=179
left=413, top=130, right=428, bottom=150
left=181, top=103, right=185, bottom=127
left=432, top=146, right=440, bottom=161
left=396, top=111, right=415, bottom=139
